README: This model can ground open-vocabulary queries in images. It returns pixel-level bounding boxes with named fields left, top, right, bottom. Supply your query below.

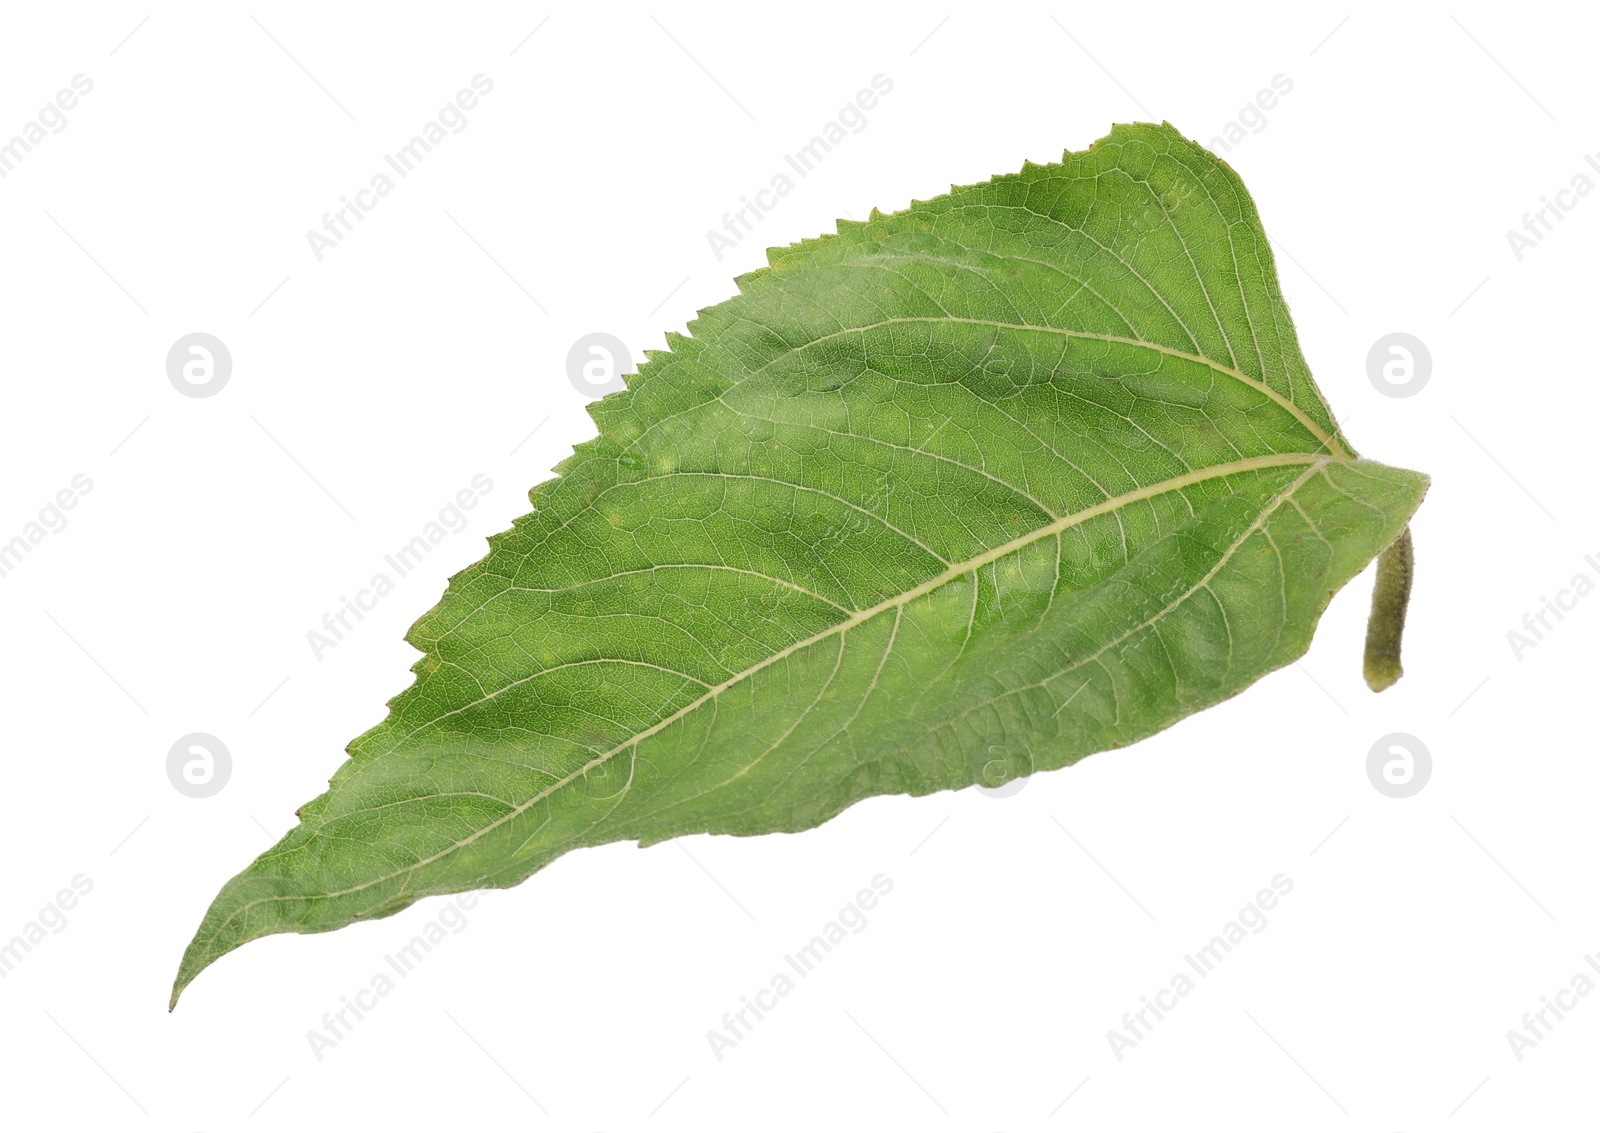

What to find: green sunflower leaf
left=172, top=122, right=1427, bottom=1007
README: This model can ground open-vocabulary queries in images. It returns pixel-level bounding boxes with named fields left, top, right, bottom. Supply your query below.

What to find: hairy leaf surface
left=173, top=123, right=1427, bottom=1005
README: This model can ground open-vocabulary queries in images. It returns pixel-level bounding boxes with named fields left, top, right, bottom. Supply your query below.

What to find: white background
left=0, top=2, right=1592, bottom=1129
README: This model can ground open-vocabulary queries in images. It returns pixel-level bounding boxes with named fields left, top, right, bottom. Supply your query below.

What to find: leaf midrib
left=206, top=449, right=1336, bottom=935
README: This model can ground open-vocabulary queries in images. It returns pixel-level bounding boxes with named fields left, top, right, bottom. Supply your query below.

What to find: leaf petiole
left=1363, top=526, right=1414, bottom=692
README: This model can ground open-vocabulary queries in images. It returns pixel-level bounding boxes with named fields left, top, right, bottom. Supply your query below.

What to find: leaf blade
left=172, top=122, right=1426, bottom=1006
